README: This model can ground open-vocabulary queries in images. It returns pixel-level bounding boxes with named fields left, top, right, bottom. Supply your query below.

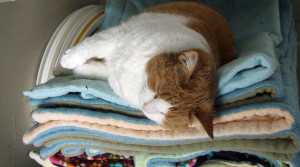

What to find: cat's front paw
left=60, top=49, right=87, bottom=69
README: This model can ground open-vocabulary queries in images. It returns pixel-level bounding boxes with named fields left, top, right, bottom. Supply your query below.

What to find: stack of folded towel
left=23, top=0, right=300, bottom=166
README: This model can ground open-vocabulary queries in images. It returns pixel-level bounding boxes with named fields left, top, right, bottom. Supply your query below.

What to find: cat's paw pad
left=60, top=49, right=87, bottom=69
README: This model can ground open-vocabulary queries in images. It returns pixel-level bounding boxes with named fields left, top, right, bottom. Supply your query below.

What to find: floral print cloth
left=50, top=152, right=134, bottom=167
left=50, top=151, right=274, bottom=167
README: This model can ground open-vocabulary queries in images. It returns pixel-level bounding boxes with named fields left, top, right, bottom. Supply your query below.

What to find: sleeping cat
left=59, top=2, right=237, bottom=139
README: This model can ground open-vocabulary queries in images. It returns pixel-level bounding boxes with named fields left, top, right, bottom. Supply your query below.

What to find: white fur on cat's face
left=139, top=85, right=172, bottom=124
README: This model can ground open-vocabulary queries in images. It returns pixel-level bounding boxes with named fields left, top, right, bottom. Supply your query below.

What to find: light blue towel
left=23, top=1, right=300, bottom=166
left=28, top=93, right=141, bottom=113
left=24, top=76, right=137, bottom=108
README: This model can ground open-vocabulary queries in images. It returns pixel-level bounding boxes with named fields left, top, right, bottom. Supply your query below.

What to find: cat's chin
left=138, top=86, right=172, bottom=124
left=142, top=98, right=172, bottom=124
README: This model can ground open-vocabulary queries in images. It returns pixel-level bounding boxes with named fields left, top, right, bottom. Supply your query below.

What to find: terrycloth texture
left=28, top=85, right=278, bottom=109
left=37, top=134, right=297, bottom=160
left=25, top=107, right=295, bottom=141
left=23, top=0, right=283, bottom=106
left=215, top=86, right=277, bottom=108
left=24, top=75, right=279, bottom=110
left=98, top=0, right=281, bottom=96
left=24, top=76, right=137, bottom=108
left=22, top=106, right=297, bottom=160
left=29, top=94, right=144, bottom=117
left=23, top=0, right=299, bottom=166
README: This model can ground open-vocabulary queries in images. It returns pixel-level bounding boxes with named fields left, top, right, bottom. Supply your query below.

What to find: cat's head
left=139, top=49, right=217, bottom=139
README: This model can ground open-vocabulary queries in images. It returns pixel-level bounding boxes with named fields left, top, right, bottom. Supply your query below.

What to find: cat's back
left=144, top=2, right=237, bottom=66
left=144, top=2, right=226, bottom=29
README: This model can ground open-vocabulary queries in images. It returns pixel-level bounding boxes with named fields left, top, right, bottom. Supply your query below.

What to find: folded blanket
left=25, top=76, right=279, bottom=108
left=23, top=0, right=299, bottom=166
left=28, top=93, right=143, bottom=117
left=24, top=95, right=298, bottom=160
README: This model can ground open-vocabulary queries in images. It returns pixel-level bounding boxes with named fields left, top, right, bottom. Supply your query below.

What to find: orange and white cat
left=60, top=2, right=237, bottom=139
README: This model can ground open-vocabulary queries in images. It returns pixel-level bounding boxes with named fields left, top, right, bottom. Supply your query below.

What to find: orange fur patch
left=144, top=2, right=237, bottom=139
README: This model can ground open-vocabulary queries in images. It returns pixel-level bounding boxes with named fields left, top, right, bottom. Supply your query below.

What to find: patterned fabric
left=176, top=151, right=274, bottom=167
left=50, top=151, right=275, bottom=167
left=176, top=157, right=197, bottom=167
left=50, top=152, right=134, bottom=167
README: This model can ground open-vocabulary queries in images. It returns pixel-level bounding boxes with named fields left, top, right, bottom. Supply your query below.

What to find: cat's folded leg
left=60, top=32, right=116, bottom=69
left=73, top=59, right=109, bottom=80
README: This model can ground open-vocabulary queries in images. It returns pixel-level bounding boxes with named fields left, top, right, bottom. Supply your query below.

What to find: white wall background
left=0, top=0, right=100, bottom=166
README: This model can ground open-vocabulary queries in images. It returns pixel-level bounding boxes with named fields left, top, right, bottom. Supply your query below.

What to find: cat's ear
left=195, top=112, right=214, bottom=140
left=178, top=51, right=198, bottom=82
